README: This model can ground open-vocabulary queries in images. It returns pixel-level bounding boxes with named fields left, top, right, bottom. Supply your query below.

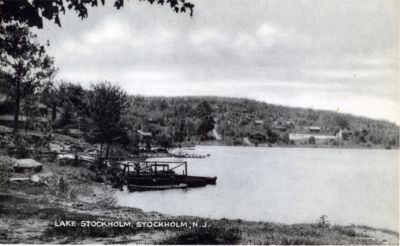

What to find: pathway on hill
left=212, top=118, right=222, bottom=140
left=243, top=137, right=254, bottom=146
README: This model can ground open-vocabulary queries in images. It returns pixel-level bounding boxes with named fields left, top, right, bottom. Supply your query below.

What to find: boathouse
left=309, top=126, right=321, bottom=133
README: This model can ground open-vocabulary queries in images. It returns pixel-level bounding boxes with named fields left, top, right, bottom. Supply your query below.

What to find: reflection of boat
left=121, top=161, right=217, bottom=192
left=128, top=183, right=188, bottom=192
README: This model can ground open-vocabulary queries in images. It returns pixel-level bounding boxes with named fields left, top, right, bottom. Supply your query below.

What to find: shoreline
left=1, top=156, right=398, bottom=244
left=195, top=141, right=399, bottom=150
left=1, top=189, right=399, bottom=245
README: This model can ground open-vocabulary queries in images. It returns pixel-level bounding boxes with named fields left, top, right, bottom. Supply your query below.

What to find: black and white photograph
left=0, top=0, right=399, bottom=244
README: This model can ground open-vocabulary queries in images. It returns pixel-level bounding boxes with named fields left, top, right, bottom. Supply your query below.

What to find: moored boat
left=120, top=160, right=217, bottom=192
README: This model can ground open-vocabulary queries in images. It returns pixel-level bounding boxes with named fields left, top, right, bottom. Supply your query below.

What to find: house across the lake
left=273, top=125, right=287, bottom=132
left=254, top=119, right=264, bottom=125
left=309, top=126, right=321, bottom=133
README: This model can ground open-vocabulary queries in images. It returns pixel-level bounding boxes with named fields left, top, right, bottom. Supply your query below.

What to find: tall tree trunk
left=13, top=78, right=20, bottom=134
left=52, top=102, right=57, bottom=121
left=99, top=143, right=103, bottom=159
left=105, top=144, right=110, bottom=162
left=96, top=142, right=103, bottom=169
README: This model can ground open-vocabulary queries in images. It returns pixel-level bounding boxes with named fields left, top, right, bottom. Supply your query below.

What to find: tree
left=175, top=118, right=186, bottom=147
left=195, top=100, right=212, bottom=118
left=0, top=0, right=194, bottom=29
left=0, top=23, right=57, bottom=133
left=197, top=116, right=215, bottom=139
left=335, top=114, right=349, bottom=129
left=84, top=82, right=129, bottom=165
left=55, top=82, right=86, bottom=127
left=266, top=129, right=278, bottom=143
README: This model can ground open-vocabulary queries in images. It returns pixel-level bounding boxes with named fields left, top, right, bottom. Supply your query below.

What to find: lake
left=114, top=146, right=399, bottom=231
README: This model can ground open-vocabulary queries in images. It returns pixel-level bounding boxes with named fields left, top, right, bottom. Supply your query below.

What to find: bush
left=98, top=195, right=117, bottom=208
left=164, top=227, right=241, bottom=244
left=308, top=136, right=316, bottom=144
left=48, top=176, right=78, bottom=200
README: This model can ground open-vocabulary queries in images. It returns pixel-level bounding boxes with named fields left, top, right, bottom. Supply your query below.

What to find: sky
left=36, top=0, right=399, bottom=123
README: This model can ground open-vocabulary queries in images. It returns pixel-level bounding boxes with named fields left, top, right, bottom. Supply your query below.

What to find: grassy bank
left=1, top=191, right=398, bottom=244
left=0, top=155, right=398, bottom=244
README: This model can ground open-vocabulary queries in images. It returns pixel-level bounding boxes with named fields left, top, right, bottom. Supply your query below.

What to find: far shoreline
left=193, top=141, right=399, bottom=150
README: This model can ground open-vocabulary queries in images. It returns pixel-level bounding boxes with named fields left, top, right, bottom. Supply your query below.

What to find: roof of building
left=0, top=115, right=28, bottom=121
left=38, top=103, right=48, bottom=109
left=273, top=125, right=287, bottom=129
left=309, top=126, right=321, bottom=130
left=14, top=158, right=42, bottom=168
left=254, top=120, right=264, bottom=124
left=137, top=130, right=152, bottom=137
left=0, top=93, right=7, bottom=103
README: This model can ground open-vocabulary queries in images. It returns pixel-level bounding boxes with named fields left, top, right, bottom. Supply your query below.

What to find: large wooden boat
left=121, top=160, right=217, bottom=192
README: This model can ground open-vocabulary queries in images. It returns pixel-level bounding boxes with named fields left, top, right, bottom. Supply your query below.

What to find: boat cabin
left=121, top=160, right=188, bottom=177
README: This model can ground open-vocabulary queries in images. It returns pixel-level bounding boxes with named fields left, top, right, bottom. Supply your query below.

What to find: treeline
left=2, top=75, right=399, bottom=150
left=124, top=96, right=399, bottom=148
left=39, top=87, right=400, bottom=149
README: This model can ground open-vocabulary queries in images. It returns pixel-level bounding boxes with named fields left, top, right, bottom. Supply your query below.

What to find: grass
left=1, top=191, right=397, bottom=244
left=163, top=226, right=241, bottom=244
left=160, top=218, right=384, bottom=245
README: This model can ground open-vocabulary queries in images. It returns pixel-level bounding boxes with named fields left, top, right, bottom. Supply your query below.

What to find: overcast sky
left=36, top=0, right=399, bottom=123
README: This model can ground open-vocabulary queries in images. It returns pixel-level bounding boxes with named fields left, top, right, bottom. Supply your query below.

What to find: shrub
left=98, top=195, right=117, bottom=208
left=164, top=227, right=241, bottom=244
left=48, top=176, right=78, bottom=200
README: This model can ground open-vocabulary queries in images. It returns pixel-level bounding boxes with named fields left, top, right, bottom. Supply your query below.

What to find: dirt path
left=243, top=137, right=254, bottom=146
left=212, top=119, right=222, bottom=140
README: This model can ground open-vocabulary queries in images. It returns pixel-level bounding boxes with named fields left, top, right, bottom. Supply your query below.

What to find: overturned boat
left=120, top=160, right=217, bottom=192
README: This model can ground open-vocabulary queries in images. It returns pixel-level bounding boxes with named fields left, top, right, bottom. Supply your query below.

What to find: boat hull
left=128, top=183, right=188, bottom=192
left=125, top=175, right=217, bottom=191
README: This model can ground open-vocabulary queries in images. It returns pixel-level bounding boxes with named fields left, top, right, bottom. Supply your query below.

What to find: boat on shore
left=172, top=152, right=209, bottom=158
left=170, top=148, right=210, bottom=158
left=120, top=160, right=217, bottom=192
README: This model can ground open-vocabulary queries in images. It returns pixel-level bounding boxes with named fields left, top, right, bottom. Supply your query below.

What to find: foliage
left=0, top=0, right=194, bottom=29
left=0, top=23, right=57, bottom=133
left=44, top=88, right=399, bottom=148
left=49, top=81, right=87, bottom=127
left=83, top=82, right=130, bottom=161
left=197, top=116, right=215, bottom=138
left=308, top=136, right=316, bottom=144
left=317, top=214, right=331, bottom=228
left=49, top=176, right=78, bottom=200
left=97, top=195, right=118, bottom=208
left=123, top=96, right=399, bottom=148
left=164, top=226, right=241, bottom=244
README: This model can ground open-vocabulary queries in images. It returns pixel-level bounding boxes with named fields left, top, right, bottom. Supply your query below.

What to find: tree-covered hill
left=126, top=95, right=399, bottom=148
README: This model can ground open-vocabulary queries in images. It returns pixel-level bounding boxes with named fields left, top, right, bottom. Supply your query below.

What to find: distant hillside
left=126, top=96, right=399, bottom=148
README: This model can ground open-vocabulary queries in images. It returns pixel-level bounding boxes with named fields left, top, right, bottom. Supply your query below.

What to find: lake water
left=114, top=146, right=399, bottom=231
